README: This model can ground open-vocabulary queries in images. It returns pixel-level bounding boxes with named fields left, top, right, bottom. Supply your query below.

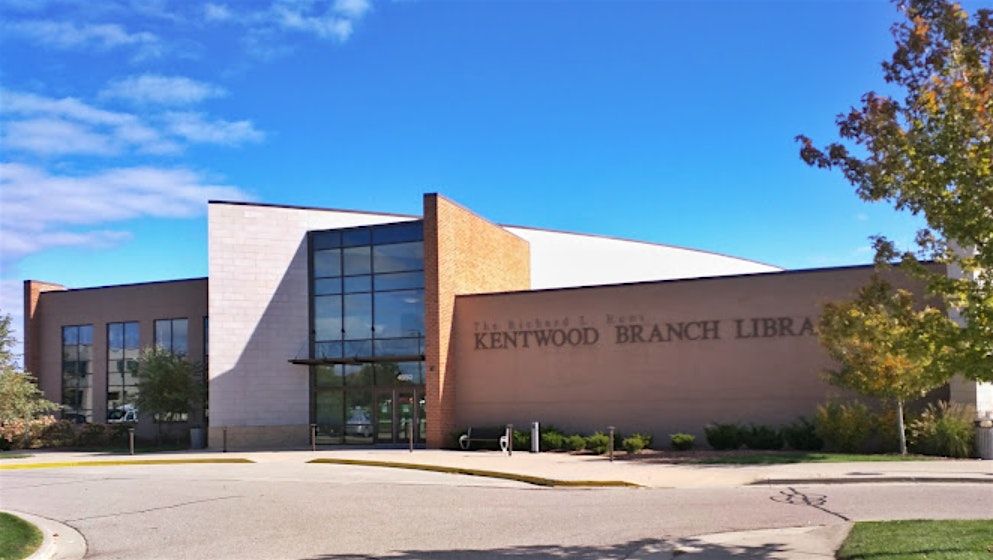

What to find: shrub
left=586, top=432, right=611, bottom=454
left=75, top=423, right=110, bottom=447
left=670, top=433, right=695, bottom=451
left=39, top=419, right=75, bottom=448
left=908, top=402, right=976, bottom=458
left=741, top=424, right=783, bottom=450
left=540, top=430, right=565, bottom=452
left=815, top=402, right=875, bottom=453
left=622, top=434, right=648, bottom=454
left=705, top=423, right=744, bottom=450
left=0, top=415, right=56, bottom=449
left=512, top=429, right=530, bottom=451
left=565, top=434, right=586, bottom=452
left=781, top=417, right=824, bottom=451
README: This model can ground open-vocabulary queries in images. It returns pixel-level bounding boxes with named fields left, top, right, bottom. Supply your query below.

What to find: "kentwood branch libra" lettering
left=472, top=316, right=815, bottom=351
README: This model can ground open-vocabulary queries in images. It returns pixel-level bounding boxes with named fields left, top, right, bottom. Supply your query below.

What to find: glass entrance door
left=375, top=388, right=422, bottom=444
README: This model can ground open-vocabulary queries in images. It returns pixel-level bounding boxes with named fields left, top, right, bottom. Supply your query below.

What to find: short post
left=311, top=424, right=317, bottom=452
left=222, top=427, right=228, bottom=453
left=408, top=421, right=414, bottom=453
left=608, top=426, right=615, bottom=462
left=531, top=421, right=540, bottom=454
left=506, top=423, right=513, bottom=456
left=128, top=427, right=135, bottom=456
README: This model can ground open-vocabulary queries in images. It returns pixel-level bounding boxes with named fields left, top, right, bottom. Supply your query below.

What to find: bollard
left=531, top=421, right=540, bottom=454
left=222, top=427, right=228, bottom=453
left=311, top=424, right=317, bottom=452
left=608, top=426, right=615, bottom=462
left=128, top=427, right=135, bottom=455
left=506, top=424, right=513, bottom=456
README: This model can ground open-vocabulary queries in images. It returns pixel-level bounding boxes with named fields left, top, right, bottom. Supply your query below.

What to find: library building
left=23, top=194, right=992, bottom=449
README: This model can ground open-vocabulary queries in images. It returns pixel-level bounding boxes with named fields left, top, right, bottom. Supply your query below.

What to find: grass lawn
left=0, top=453, right=32, bottom=460
left=693, top=451, right=938, bottom=465
left=838, top=520, right=993, bottom=559
left=0, top=513, right=43, bottom=560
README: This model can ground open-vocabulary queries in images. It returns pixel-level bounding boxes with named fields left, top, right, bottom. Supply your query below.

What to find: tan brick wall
left=23, top=280, right=66, bottom=381
left=423, top=194, right=531, bottom=447
left=27, top=279, right=207, bottom=426
left=450, top=265, right=945, bottom=441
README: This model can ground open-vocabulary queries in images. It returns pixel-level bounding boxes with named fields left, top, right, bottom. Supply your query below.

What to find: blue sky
left=0, top=0, right=957, bottom=348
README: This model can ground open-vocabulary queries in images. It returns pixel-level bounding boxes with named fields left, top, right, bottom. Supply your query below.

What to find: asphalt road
left=1, top=461, right=991, bottom=559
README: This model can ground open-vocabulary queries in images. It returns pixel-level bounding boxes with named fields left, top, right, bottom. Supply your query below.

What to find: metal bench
left=458, top=426, right=509, bottom=452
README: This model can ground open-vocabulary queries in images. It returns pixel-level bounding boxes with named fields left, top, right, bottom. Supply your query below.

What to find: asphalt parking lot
left=2, top=460, right=992, bottom=559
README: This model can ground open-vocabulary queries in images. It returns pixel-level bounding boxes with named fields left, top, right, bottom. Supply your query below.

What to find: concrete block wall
left=423, top=194, right=531, bottom=448
left=207, top=202, right=416, bottom=449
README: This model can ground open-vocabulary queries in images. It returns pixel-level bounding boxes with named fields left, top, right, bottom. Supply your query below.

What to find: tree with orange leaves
left=819, top=276, right=958, bottom=454
left=798, top=0, right=993, bottom=385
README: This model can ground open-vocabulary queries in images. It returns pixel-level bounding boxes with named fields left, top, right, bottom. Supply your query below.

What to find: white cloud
left=3, top=19, right=161, bottom=55
left=1, top=89, right=261, bottom=156
left=204, top=3, right=233, bottom=22
left=100, top=74, right=228, bottom=105
left=163, top=112, right=264, bottom=145
left=3, top=118, right=120, bottom=156
left=274, top=3, right=355, bottom=41
left=204, top=0, right=373, bottom=53
left=0, top=162, right=250, bottom=261
left=333, top=0, right=371, bottom=20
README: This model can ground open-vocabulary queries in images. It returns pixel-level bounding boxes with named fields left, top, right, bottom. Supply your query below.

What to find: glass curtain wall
left=309, top=221, right=425, bottom=444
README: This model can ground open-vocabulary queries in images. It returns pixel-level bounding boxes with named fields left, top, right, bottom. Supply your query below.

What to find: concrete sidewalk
left=3, top=448, right=991, bottom=488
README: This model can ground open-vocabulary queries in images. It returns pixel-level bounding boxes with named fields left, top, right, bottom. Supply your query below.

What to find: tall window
left=311, top=221, right=425, bottom=361
left=309, top=221, right=426, bottom=445
left=62, top=325, right=93, bottom=423
left=154, top=318, right=188, bottom=356
left=107, top=322, right=140, bottom=422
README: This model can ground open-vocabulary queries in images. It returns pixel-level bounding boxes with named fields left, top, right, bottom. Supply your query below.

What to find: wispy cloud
left=204, top=3, right=234, bottom=22
left=204, top=0, right=373, bottom=58
left=3, top=19, right=162, bottom=59
left=1, top=90, right=181, bottom=156
left=163, top=112, right=264, bottom=145
left=0, top=162, right=251, bottom=261
left=1, top=89, right=262, bottom=156
left=100, top=74, right=228, bottom=105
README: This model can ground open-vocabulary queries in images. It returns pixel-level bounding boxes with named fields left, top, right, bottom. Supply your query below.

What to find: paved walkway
left=3, top=448, right=991, bottom=488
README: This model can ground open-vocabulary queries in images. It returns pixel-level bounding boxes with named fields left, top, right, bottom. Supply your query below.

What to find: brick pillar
left=422, top=194, right=530, bottom=448
left=22, top=280, right=66, bottom=377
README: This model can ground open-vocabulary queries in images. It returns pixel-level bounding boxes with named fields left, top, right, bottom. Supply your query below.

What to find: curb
left=752, top=476, right=993, bottom=485
left=3, top=510, right=86, bottom=560
left=0, top=458, right=254, bottom=471
left=308, top=458, right=641, bottom=487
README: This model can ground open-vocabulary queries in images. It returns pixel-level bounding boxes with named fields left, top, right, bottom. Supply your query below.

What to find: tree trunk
left=897, top=398, right=907, bottom=455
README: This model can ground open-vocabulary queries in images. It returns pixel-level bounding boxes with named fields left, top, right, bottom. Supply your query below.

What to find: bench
left=459, top=426, right=509, bottom=451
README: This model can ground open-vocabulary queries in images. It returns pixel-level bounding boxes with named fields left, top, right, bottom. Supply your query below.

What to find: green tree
left=819, top=276, right=959, bottom=454
left=134, top=348, right=204, bottom=441
left=797, top=0, right=993, bottom=381
left=0, top=313, right=58, bottom=447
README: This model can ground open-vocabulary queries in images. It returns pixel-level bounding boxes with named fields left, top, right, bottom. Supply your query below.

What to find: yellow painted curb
left=308, top=458, right=640, bottom=488
left=0, top=458, right=254, bottom=471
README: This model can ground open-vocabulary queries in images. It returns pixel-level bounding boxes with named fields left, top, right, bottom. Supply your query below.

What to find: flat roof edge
left=39, top=277, right=208, bottom=294
left=455, top=262, right=936, bottom=299
left=209, top=200, right=420, bottom=219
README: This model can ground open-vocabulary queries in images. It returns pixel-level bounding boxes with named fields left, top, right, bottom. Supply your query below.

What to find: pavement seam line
left=307, top=458, right=641, bottom=487
left=752, top=476, right=993, bottom=485
left=0, top=458, right=254, bottom=471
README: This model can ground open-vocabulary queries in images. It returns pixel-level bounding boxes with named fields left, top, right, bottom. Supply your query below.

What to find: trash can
left=189, top=427, right=205, bottom=450
left=976, top=414, right=993, bottom=460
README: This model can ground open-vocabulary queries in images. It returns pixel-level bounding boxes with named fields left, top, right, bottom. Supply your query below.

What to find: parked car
left=107, top=404, right=139, bottom=423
